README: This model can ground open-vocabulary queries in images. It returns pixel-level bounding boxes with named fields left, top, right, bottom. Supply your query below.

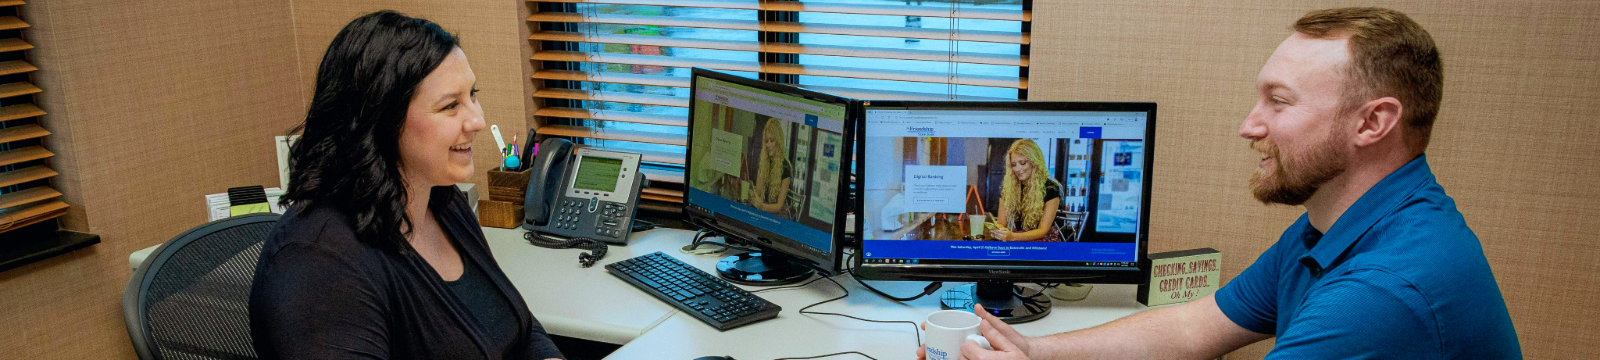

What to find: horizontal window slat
left=0, top=123, right=47, bottom=143
left=0, top=16, right=26, bottom=31
left=0, top=60, right=37, bottom=76
left=0, top=103, right=45, bottom=122
left=798, top=84, right=1012, bottom=101
left=529, top=31, right=1025, bottom=66
left=640, top=193, right=682, bottom=203
left=527, top=12, right=1027, bottom=44
left=0, top=186, right=58, bottom=210
left=0, top=164, right=57, bottom=188
left=638, top=200, right=683, bottom=212
left=0, top=81, right=40, bottom=99
left=0, top=145, right=51, bottom=167
left=0, top=38, right=32, bottom=53
left=640, top=165, right=684, bottom=184
left=535, top=107, right=687, bottom=127
left=526, top=0, right=1028, bottom=21
left=588, top=143, right=685, bottom=164
left=533, top=69, right=690, bottom=88
left=0, top=199, right=67, bottom=232
left=640, top=167, right=684, bottom=184
left=641, top=187, right=684, bottom=198
left=534, top=88, right=688, bottom=107
left=536, top=124, right=687, bottom=146
left=534, top=50, right=1025, bottom=88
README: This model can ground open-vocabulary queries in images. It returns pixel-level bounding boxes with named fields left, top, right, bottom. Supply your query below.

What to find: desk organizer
left=478, top=169, right=529, bottom=228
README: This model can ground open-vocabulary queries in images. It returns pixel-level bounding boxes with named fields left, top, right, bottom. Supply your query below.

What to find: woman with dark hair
left=249, top=11, right=562, bottom=360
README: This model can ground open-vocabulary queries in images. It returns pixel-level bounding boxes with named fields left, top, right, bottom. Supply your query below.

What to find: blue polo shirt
left=1216, top=155, right=1521, bottom=359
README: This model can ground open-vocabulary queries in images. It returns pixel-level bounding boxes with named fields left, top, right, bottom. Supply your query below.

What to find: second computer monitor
left=854, top=101, right=1155, bottom=321
left=684, top=68, right=855, bottom=284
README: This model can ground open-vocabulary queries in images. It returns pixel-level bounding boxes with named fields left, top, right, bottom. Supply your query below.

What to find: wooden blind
left=0, top=0, right=65, bottom=233
left=526, top=0, right=1030, bottom=205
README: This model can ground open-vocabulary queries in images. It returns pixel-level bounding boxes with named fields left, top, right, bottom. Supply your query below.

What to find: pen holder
left=478, top=169, right=530, bottom=228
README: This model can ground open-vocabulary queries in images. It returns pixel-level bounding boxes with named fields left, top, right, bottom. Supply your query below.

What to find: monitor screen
left=855, top=101, right=1154, bottom=283
left=684, top=68, right=855, bottom=274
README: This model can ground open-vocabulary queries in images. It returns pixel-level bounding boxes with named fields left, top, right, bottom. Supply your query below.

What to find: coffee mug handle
left=966, top=334, right=992, bottom=350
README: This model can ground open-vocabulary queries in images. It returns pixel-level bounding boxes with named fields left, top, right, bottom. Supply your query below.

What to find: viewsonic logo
left=988, top=269, right=1011, bottom=274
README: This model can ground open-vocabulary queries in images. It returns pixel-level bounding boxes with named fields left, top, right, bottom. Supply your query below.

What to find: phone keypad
left=553, top=199, right=586, bottom=230
left=594, top=203, right=628, bottom=238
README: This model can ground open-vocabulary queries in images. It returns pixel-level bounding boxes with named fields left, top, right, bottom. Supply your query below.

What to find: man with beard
left=925, top=7, right=1521, bottom=359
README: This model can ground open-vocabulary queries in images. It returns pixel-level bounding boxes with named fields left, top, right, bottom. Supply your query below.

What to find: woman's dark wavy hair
left=282, top=10, right=459, bottom=253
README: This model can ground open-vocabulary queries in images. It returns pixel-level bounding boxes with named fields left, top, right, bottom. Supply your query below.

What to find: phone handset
left=523, top=138, right=574, bottom=227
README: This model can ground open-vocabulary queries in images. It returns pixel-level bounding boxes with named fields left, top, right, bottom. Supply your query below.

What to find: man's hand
left=959, top=303, right=1032, bottom=359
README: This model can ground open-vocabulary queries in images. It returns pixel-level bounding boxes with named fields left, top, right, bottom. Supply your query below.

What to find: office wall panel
left=0, top=0, right=302, bottom=358
left=292, top=0, right=535, bottom=197
left=1030, top=1, right=1600, bottom=358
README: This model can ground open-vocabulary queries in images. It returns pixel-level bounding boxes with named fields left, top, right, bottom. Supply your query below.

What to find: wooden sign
left=1138, top=248, right=1221, bottom=306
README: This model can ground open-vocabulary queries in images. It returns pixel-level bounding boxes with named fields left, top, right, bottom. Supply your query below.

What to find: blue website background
left=687, top=187, right=833, bottom=253
left=863, top=240, right=1136, bottom=262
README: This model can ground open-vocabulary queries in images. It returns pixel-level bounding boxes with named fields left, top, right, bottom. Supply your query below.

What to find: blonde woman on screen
left=751, top=118, right=792, bottom=214
left=990, top=139, right=1061, bottom=242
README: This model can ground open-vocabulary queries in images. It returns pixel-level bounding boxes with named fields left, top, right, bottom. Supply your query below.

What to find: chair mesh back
left=140, top=220, right=273, bottom=360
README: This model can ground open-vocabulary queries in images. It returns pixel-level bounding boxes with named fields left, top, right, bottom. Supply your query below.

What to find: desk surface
left=483, top=226, right=1149, bottom=359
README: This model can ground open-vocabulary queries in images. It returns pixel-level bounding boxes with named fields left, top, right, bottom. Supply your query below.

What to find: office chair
left=123, top=213, right=278, bottom=360
left=1054, top=206, right=1088, bottom=242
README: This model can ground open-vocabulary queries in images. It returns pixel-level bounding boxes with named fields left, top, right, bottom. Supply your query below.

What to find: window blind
left=0, top=0, right=66, bottom=234
left=526, top=0, right=1030, bottom=206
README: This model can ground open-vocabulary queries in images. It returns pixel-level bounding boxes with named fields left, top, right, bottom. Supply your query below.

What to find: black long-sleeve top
left=249, top=186, right=563, bottom=359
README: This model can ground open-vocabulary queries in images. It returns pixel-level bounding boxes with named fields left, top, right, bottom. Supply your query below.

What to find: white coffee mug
left=924, top=310, right=993, bottom=360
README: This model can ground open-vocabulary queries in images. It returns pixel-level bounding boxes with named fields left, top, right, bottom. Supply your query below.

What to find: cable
left=523, top=231, right=608, bottom=268
left=630, top=218, right=657, bottom=232
left=683, top=229, right=761, bottom=254
left=751, top=275, right=829, bottom=294
left=771, top=352, right=876, bottom=360
left=768, top=262, right=925, bottom=360
left=846, top=250, right=943, bottom=302
left=800, top=274, right=923, bottom=347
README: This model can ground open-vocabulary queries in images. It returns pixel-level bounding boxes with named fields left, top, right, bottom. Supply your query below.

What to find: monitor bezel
left=850, top=100, right=1156, bottom=284
left=682, top=67, right=857, bottom=276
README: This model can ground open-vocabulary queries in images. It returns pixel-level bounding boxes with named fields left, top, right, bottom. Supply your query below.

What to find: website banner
left=696, top=79, right=845, bottom=133
left=863, top=240, right=1137, bottom=262
left=865, top=110, right=1146, bottom=139
left=687, top=187, right=833, bottom=253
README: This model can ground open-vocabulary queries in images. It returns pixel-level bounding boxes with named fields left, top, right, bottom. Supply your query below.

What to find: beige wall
left=0, top=0, right=303, bottom=358
left=1030, top=1, right=1600, bottom=358
left=0, top=1, right=531, bottom=358
left=291, top=0, right=536, bottom=192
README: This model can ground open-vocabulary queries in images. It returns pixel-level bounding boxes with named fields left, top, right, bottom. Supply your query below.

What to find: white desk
left=131, top=226, right=1151, bottom=358
left=481, top=227, right=694, bottom=344
left=482, top=227, right=1150, bottom=359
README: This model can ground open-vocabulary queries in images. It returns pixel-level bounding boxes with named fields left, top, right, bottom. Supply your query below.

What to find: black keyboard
left=606, top=252, right=781, bottom=331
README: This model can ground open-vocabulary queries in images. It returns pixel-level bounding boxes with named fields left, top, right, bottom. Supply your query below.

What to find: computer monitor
left=684, top=68, right=856, bottom=285
left=854, top=101, right=1155, bottom=322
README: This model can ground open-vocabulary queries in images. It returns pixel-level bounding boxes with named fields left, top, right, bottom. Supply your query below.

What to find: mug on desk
left=924, top=310, right=992, bottom=360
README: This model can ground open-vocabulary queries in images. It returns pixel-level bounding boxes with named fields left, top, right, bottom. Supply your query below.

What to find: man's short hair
left=1293, top=7, right=1442, bottom=155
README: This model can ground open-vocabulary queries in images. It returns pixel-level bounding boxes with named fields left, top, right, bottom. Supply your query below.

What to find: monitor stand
left=715, top=251, right=813, bottom=286
left=940, top=280, right=1052, bottom=324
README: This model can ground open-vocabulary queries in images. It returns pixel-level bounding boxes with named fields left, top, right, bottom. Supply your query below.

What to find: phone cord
left=523, top=231, right=609, bottom=268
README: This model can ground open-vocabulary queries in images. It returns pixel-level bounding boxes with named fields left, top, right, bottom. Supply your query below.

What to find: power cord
left=798, top=274, right=923, bottom=347
left=846, top=250, right=943, bottom=302
left=524, top=231, right=608, bottom=268
left=771, top=265, right=921, bottom=360
left=774, top=351, right=878, bottom=360
left=681, top=229, right=761, bottom=255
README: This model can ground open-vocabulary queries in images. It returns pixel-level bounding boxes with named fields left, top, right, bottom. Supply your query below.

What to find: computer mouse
left=693, top=356, right=734, bottom=360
